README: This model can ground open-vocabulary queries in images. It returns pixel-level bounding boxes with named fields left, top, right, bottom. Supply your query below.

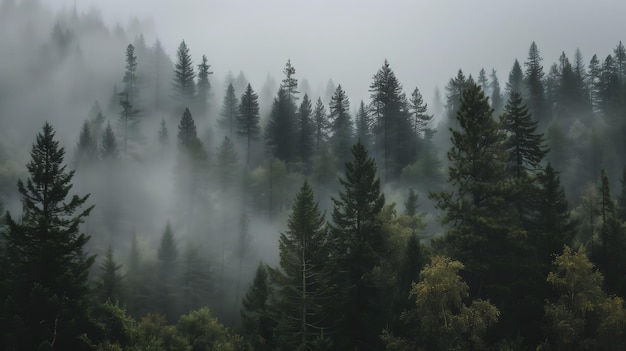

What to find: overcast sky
left=43, top=0, right=626, bottom=109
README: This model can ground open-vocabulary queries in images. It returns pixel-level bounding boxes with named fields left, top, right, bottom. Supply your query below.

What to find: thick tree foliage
left=237, top=83, right=261, bottom=167
left=2, top=123, right=95, bottom=350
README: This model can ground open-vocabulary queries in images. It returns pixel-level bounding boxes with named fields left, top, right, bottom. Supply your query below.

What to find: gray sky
left=44, top=0, right=626, bottom=109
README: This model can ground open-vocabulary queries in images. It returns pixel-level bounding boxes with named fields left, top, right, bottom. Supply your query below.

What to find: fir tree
left=265, top=88, right=297, bottom=163
left=524, top=41, right=548, bottom=125
left=312, top=97, right=329, bottom=150
left=215, top=136, right=239, bottom=191
left=490, top=69, right=504, bottom=115
left=75, top=119, right=98, bottom=167
left=477, top=68, right=489, bottom=92
left=298, top=93, right=315, bottom=172
left=409, top=86, right=432, bottom=161
left=269, top=181, right=331, bottom=350
left=506, top=59, right=524, bottom=96
left=329, top=85, right=353, bottom=165
left=218, top=83, right=238, bottom=138
left=172, top=40, right=196, bottom=108
left=500, top=91, right=548, bottom=178
left=281, top=59, right=299, bottom=103
left=355, top=100, right=372, bottom=149
left=100, top=122, right=119, bottom=160
left=156, top=222, right=179, bottom=322
left=3, top=123, right=95, bottom=350
left=97, top=245, right=124, bottom=303
left=241, top=263, right=275, bottom=351
left=122, top=43, right=138, bottom=107
left=329, top=142, right=386, bottom=351
left=158, top=118, right=168, bottom=147
left=196, top=54, right=213, bottom=117
left=181, top=244, right=213, bottom=314
left=237, top=83, right=261, bottom=167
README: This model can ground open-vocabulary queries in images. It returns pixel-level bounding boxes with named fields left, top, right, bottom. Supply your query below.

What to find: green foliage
left=265, top=88, right=297, bottom=163
left=329, top=85, right=353, bottom=164
left=173, top=40, right=196, bottom=106
left=384, top=256, right=499, bottom=351
left=329, top=142, right=387, bottom=350
left=312, top=97, right=329, bottom=150
left=237, top=83, right=261, bottom=167
left=297, top=93, right=315, bottom=172
left=196, top=54, right=213, bottom=116
left=2, top=123, right=95, bottom=350
left=219, top=83, right=239, bottom=137
left=97, top=245, right=124, bottom=303
left=269, top=181, right=331, bottom=351
left=241, top=263, right=274, bottom=351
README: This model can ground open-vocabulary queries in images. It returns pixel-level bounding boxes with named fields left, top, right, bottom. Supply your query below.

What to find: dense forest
left=3, top=1, right=626, bottom=350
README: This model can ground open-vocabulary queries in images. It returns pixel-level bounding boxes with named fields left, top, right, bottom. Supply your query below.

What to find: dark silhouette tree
left=218, top=83, right=238, bottom=138
left=236, top=83, right=261, bottom=167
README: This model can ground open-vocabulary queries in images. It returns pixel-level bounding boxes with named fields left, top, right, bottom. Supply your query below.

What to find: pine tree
left=329, top=142, right=386, bottom=351
left=157, top=222, right=179, bottom=322
left=281, top=59, right=299, bottom=103
left=312, top=97, right=329, bottom=150
left=588, top=54, right=602, bottom=113
left=196, top=54, right=213, bottom=117
left=353, top=102, right=369, bottom=149
left=408, top=86, right=432, bottom=161
left=172, top=40, right=196, bottom=108
left=215, top=136, right=239, bottom=191
left=506, top=59, right=524, bottom=96
left=241, top=263, right=275, bottom=351
left=265, top=88, right=297, bottom=163
left=500, top=91, right=548, bottom=178
left=2, top=123, right=95, bottom=350
left=75, top=119, right=98, bottom=167
left=158, top=118, right=168, bottom=147
left=100, top=122, right=119, bottom=160
left=177, top=108, right=205, bottom=160
left=618, top=166, right=626, bottom=222
left=490, top=69, right=504, bottom=115
left=614, top=41, right=626, bottom=79
left=219, top=83, right=238, bottom=138
left=524, top=41, right=548, bottom=125
left=270, top=181, right=331, bottom=350
left=97, top=245, right=124, bottom=303
left=181, top=244, right=213, bottom=314
left=429, top=84, right=526, bottom=337
left=477, top=68, right=489, bottom=92
left=298, top=94, right=315, bottom=172
left=237, top=83, right=261, bottom=167
left=122, top=43, right=138, bottom=107
left=329, top=85, right=353, bottom=165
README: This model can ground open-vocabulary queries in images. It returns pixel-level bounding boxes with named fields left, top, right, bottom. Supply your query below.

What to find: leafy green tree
left=297, top=93, right=315, bottom=172
left=328, top=142, right=386, bottom=351
left=2, top=123, right=95, bottom=350
left=237, top=83, right=261, bottom=167
left=219, top=83, right=238, bottom=138
left=135, top=313, right=190, bottom=351
left=270, top=181, right=331, bottom=351
left=312, top=97, right=329, bottom=150
left=544, top=245, right=626, bottom=351
left=383, top=256, right=499, bottom=351
left=241, top=263, right=275, bottom=351
left=75, top=119, right=98, bottom=167
left=195, top=54, right=213, bottom=117
left=328, top=85, right=353, bottom=165
left=97, top=245, right=124, bottom=304
left=172, top=40, right=196, bottom=109
left=177, top=307, right=247, bottom=351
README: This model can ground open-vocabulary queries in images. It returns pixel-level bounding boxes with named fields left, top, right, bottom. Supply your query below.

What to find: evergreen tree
left=505, top=59, right=524, bottom=96
left=430, top=83, right=526, bottom=338
left=329, top=142, right=386, bottom=351
left=97, top=245, right=124, bottom=303
left=477, top=68, right=489, bottom=92
left=156, top=222, right=179, bottom=322
left=122, top=43, right=138, bottom=107
left=281, top=59, right=299, bottom=103
left=329, top=85, right=353, bottom=165
left=298, top=93, right=315, bottom=172
left=241, top=263, right=275, bottom=351
left=158, top=117, right=168, bottom=147
left=614, top=41, right=626, bottom=79
left=490, top=69, right=504, bottom=115
left=524, top=41, right=548, bottom=125
left=588, top=54, right=602, bottom=113
left=355, top=100, right=372, bottom=149
left=100, top=122, right=118, bottom=160
left=218, top=83, right=238, bottom=138
left=270, top=181, right=331, bottom=351
left=237, top=83, right=261, bottom=167
left=265, top=88, right=297, bottom=163
left=2, top=123, right=95, bottom=350
left=215, top=136, right=239, bottom=191
left=75, top=119, right=98, bottom=167
left=181, top=244, right=213, bottom=314
left=312, top=97, right=329, bottom=150
left=408, top=86, right=432, bottom=161
left=172, top=40, right=196, bottom=108
left=618, top=166, right=626, bottom=222
left=177, top=108, right=205, bottom=160
left=500, top=91, right=548, bottom=178
left=196, top=54, right=213, bottom=117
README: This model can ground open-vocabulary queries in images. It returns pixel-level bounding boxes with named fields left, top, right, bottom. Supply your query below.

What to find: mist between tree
left=6, top=1, right=626, bottom=350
